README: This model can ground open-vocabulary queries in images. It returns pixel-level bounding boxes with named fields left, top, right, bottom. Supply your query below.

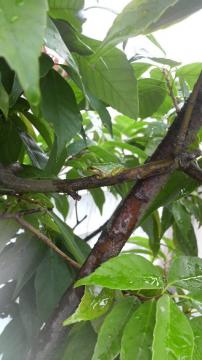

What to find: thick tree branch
left=28, top=75, right=202, bottom=360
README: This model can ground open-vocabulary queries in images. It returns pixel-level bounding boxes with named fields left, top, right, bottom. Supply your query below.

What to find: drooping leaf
left=141, top=211, right=161, bottom=256
left=190, top=316, right=202, bottom=360
left=146, top=0, right=202, bottom=34
left=75, top=254, right=164, bottom=290
left=0, top=57, right=14, bottom=93
left=90, top=188, right=105, bottom=215
left=0, top=219, right=19, bottom=254
left=0, top=0, right=48, bottom=105
left=51, top=212, right=86, bottom=264
left=152, top=295, right=194, bottom=359
left=92, top=297, right=138, bottom=360
left=172, top=202, right=198, bottom=256
left=35, top=250, right=73, bottom=321
left=19, top=131, right=48, bottom=169
left=64, top=287, right=113, bottom=326
left=138, top=78, right=167, bottom=118
left=48, top=0, right=85, bottom=31
left=121, top=300, right=156, bottom=360
left=102, top=0, right=178, bottom=49
left=160, top=206, right=173, bottom=237
left=39, top=52, right=54, bottom=78
left=0, top=116, right=22, bottom=164
left=168, top=256, right=202, bottom=292
left=40, top=69, right=82, bottom=154
left=62, top=322, right=97, bottom=360
left=76, top=48, right=138, bottom=119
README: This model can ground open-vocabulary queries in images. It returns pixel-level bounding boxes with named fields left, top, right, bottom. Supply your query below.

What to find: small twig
left=84, top=220, right=108, bottom=242
left=163, top=69, right=180, bottom=113
left=84, top=6, right=118, bottom=15
left=0, top=211, right=80, bottom=269
left=181, top=161, right=202, bottom=182
left=73, top=214, right=87, bottom=231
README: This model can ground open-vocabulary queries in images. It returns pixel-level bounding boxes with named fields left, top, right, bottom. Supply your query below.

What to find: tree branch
left=28, top=75, right=202, bottom=360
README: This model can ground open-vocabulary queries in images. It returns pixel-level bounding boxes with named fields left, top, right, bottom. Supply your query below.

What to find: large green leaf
left=176, top=63, right=202, bottom=89
left=121, top=300, right=156, bottom=360
left=48, top=0, right=84, bottom=30
left=102, top=0, right=178, bottom=48
left=152, top=295, right=194, bottom=359
left=63, top=287, right=113, bottom=326
left=0, top=78, right=9, bottom=118
left=0, top=219, right=19, bottom=254
left=138, top=78, right=167, bottom=118
left=40, top=69, right=82, bottom=154
left=190, top=317, right=202, bottom=360
left=0, top=0, right=48, bottom=105
left=0, top=116, right=22, bottom=164
left=146, top=0, right=202, bottom=33
left=168, top=256, right=202, bottom=292
left=62, top=322, right=97, bottom=360
left=0, top=234, right=46, bottom=297
left=75, top=254, right=164, bottom=290
left=172, top=202, right=198, bottom=256
left=92, top=297, right=138, bottom=360
left=35, top=250, right=73, bottom=321
left=77, top=48, right=138, bottom=119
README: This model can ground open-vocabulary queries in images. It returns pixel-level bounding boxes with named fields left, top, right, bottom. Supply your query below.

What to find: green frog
left=88, top=163, right=125, bottom=178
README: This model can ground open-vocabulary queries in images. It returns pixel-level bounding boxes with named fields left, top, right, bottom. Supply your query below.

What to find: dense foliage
left=1, top=1, right=202, bottom=359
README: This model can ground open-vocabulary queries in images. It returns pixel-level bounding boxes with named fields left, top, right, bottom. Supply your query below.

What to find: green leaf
left=152, top=295, right=194, bottom=359
left=90, top=188, right=105, bottom=215
left=121, top=300, right=156, bottom=360
left=75, top=254, right=164, bottom=290
left=0, top=78, right=9, bottom=118
left=0, top=219, right=19, bottom=254
left=63, top=287, right=113, bottom=326
left=40, top=69, right=82, bottom=154
left=138, top=78, right=167, bottom=118
left=146, top=0, right=202, bottom=33
left=102, top=0, right=178, bottom=49
left=92, top=297, right=138, bottom=360
left=0, top=233, right=46, bottom=298
left=19, top=130, right=48, bottom=169
left=190, top=317, right=202, bottom=360
left=35, top=250, right=73, bottom=321
left=62, top=322, right=97, bottom=360
left=48, top=0, right=84, bottom=31
left=39, top=53, right=54, bottom=78
left=141, top=211, right=161, bottom=256
left=132, top=62, right=151, bottom=79
left=77, top=48, right=138, bottom=119
left=0, top=311, right=29, bottom=360
left=168, top=256, right=202, bottom=291
left=161, top=206, right=173, bottom=237
left=51, top=212, right=86, bottom=264
left=0, top=0, right=48, bottom=105
left=0, top=57, right=14, bottom=93
left=172, top=202, right=198, bottom=256
left=176, top=63, right=202, bottom=89
left=0, top=116, right=22, bottom=164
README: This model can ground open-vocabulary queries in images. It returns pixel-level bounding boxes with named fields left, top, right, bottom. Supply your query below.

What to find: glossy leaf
left=152, top=295, right=194, bottom=359
left=75, top=254, right=164, bottom=290
left=40, top=69, right=82, bottom=154
left=77, top=48, right=138, bottom=119
left=64, top=287, right=113, bottom=326
left=121, top=300, right=156, bottom=360
left=168, top=256, right=202, bottom=291
left=141, top=211, right=161, bottom=256
left=90, top=188, right=105, bottom=215
left=138, top=78, right=167, bottom=118
left=92, top=297, right=138, bottom=360
left=0, top=219, right=19, bottom=254
left=172, top=202, right=198, bottom=256
left=0, top=0, right=48, bottom=105
left=102, top=0, right=178, bottom=48
left=35, top=250, right=73, bottom=321
left=190, top=316, right=202, bottom=360
left=62, top=322, right=97, bottom=360
left=19, top=131, right=48, bottom=169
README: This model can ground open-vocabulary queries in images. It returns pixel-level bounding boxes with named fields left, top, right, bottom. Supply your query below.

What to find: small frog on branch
left=88, top=162, right=126, bottom=178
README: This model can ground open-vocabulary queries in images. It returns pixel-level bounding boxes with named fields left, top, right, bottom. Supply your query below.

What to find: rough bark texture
left=28, top=85, right=202, bottom=359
